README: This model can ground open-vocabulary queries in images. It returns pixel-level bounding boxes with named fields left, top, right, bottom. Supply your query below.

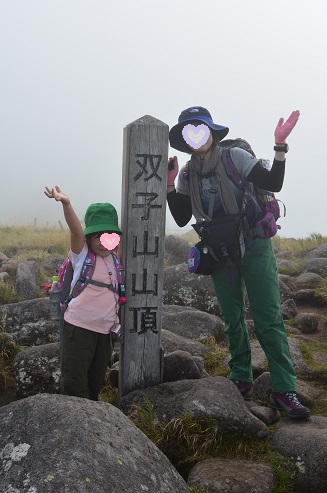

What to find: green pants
left=211, top=237, right=296, bottom=392
left=60, top=321, right=112, bottom=400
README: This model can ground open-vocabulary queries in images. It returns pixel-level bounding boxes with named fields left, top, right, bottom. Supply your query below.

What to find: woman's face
left=186, top=121, right=213, bottom=155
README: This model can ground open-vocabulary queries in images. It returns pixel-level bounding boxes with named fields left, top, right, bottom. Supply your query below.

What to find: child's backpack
left=57, top=247, right=126, bottom=341
left=220, top=138, right=285, bottom=239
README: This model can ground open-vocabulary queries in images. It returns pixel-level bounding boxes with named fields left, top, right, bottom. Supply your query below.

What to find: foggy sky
left=0, top=0, right=326, bottom=238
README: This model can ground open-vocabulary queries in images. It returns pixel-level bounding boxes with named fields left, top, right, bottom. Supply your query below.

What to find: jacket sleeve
left=167, top=190, right=193, bottom=227
left=247, top=159, right=285, bottom=192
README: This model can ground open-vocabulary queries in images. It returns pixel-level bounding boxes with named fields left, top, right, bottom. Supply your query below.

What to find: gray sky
left=0, top=0, right=325, bottom=238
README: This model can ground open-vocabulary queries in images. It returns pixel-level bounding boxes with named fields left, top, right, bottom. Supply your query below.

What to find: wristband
left=274, top=143, right=289, bottom=153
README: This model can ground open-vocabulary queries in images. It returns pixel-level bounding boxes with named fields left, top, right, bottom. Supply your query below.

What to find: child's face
left=89, top=233, right=113, bottom=257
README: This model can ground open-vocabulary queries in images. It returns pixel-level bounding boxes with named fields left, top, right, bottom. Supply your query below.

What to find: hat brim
left=169, top=116, right=229, bottom=153
left=84, top=224, right=122, bottom=236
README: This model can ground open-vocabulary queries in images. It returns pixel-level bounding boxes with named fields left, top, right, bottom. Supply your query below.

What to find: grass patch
left=188, top=487, right=211, bottom=493
left=0, top=284, right=19, bottom=305
left=315, top=278, right=327, bottom=304
left=0, top=225, right=70, bottom=258
left=276, top=259, right=305, bottom=277
left=99, top=383, right=118, bottom=406
left=300, top=340, right=327, bottom=379
left=130, top=399, right=296, bottom=492
left=0, top=310, right=24, bottom=391
left=309, top=385, right=327, bottom=416
left=198, top=336, right=229, bottom=377
left=272, top=233, right=327, bottom=257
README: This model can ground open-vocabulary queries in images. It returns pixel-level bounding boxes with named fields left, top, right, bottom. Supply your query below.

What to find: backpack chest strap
left=84, top=277, right=118, bottom=293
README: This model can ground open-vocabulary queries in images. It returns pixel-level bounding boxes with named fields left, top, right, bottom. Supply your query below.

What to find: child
left=44, top=185, right=122, bottom=401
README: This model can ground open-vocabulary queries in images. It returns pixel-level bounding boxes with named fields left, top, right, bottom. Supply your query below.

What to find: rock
left=307, top=243, right=327, bottom=258
left=278, top=273, right=296, bottom=291
left=0, top=272, right=9, bottom=284
left=287, top=338, right=313, bottom=377
left=14, top=342, right=61, bottom=398
left=296, top=380, right=323, bottom=406
left=109, top=350, right=210, bottom=389
left=163, top=263, right=221, bottom=316
left=15, top=260, right=40, bottom=300
left=121, top=377, right=268, bottom=439
left=0, top=252, right=9, bottom=262
left=304, top=257, right=327, bottom=276
left=294, top=272, right=323, bottom=289
left=42, top=256, right=66, bottom=275
left=249, top=405, right=280, bottom=425
left=0, top=259, right=17, bottom=274
left=164, top=235, right=190, bottom=266
left=0, top=298, right=59, bottom=346
left=294, top=289, right=320, bottom=305
left=276, top=259, right=297, bottom=271
left=294, top=313, right=319, bottom=334
left=162, top=305, right=225, bottom=343
left=275, top=250, right=294, bottom=259
left=281, top=299, right=298, bottom=320
left=271, top=416, right=327, bottom=493
left=253, top=371, right=272, bottom=399
left=163, top=350, right=208, bottom=382
left=161, top=329, right=214, bottom=357
left=0, top=394, right=189, bottom=493
left=188, top=457, right=275, bottom=493
left=278, top=278, right=294, bottom=303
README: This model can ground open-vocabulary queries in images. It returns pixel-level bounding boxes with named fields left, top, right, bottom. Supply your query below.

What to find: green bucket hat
left=84, top=203, right=122, bottom=236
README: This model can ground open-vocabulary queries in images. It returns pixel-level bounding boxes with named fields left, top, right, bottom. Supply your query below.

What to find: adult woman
left=167, top=106, right=310, bottom=419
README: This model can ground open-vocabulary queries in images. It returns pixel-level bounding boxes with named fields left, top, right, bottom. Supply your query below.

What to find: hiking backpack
left=187, top=138, right=285, bottom=278
left=220, top=138, right=285, bottom=239
left=57, top=247, right=126, bottom=340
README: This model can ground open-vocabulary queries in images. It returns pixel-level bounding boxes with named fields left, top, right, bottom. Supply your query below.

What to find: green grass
left=0, top=225, right=70, bottom=259
left=188, top=487, right=211, bottom=493
left=300, top=340, right=327, bottom=380
left=99, top=383, right=118, bottom=405
left=129, top=399, right=296, bottom=492
left=0, top=284, right=19, bottom=305
left=272, top=233, right=327, bottom=257
left=0, top=310, right=24, bottom=391
left=275, top=259, right=305, bottom=277
left=199, top=336, right=230, bottom=377
left=315, top=278, right=327, bottom=304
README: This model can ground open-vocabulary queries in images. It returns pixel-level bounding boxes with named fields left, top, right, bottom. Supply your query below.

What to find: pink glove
left=167, top=156, right=179, bottom=186
left=274, top=110, right=300, bottom=143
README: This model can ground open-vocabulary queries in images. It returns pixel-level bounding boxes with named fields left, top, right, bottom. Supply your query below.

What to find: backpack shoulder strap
left=112, top=252, right=127, bottom=304
left=222, top=148, right=262, bottom=216
left=221, top=148, right=247, bottom=191
left=70, top=246, right=96, bottom=298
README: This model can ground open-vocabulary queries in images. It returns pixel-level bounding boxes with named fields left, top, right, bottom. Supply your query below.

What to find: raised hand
left=167, top=156, right=179, bottom=186
left=44, top=186, right=70, bottom=205
left=274, top=110, right=300, bottom=144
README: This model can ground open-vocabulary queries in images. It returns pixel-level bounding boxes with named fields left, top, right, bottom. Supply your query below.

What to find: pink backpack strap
left=112, top=252, right=127, bottom=305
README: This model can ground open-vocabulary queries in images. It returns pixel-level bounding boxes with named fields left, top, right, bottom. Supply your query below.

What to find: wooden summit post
left=118, top=115, right=169, bottom=400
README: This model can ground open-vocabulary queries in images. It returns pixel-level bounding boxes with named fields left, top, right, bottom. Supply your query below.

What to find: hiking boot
left=269, top=392, right=310, bottom=419
left=231, top=380, right=253, bottom=401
